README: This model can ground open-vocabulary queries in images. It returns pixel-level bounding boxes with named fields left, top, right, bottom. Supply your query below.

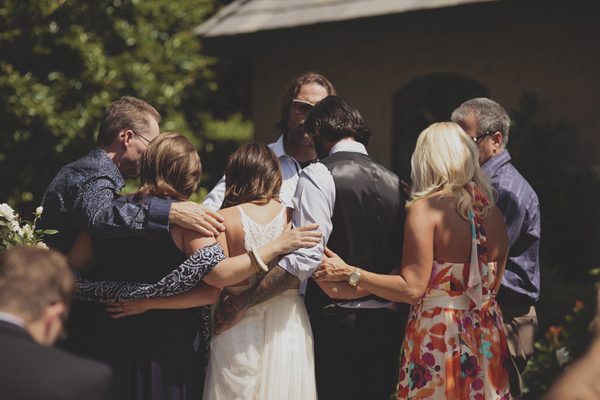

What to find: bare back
left=401, top=192, right=509, bottom=295
left=428, top=194, right=508, bottom=264
left=217, top=200, right=293, bottom=288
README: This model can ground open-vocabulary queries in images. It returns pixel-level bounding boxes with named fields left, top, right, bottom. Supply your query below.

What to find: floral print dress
left=397, top=183, right=510, bottom=400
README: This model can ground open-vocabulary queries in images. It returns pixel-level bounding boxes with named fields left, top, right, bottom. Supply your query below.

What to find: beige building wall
left=252, top=18, right=600, bottom=169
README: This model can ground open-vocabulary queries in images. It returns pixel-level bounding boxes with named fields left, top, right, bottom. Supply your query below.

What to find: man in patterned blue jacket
left=452, top=98, right=541, bottom=400
left=39, top=96, right=225, bottom=354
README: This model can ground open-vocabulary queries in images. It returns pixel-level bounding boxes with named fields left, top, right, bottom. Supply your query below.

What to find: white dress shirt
left=0, top=311, right=27, bottom=329
left=280, top=141, right=393, bottom=309
left=279, top=140, right=368, bottom=281
left=202, top=135, right=305, bottom=210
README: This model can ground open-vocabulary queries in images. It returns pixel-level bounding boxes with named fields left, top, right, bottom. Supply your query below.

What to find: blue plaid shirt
left=39, top=148, right=171, bottom=254
left=482, top=150, right=540, bottom=304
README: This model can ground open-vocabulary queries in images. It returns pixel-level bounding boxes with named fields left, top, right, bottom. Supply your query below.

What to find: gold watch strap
left=349, top=267, right=362, bottom=287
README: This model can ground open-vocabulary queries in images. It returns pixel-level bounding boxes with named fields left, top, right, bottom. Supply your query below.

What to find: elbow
left=327, top=289, right=345, bottom=300
left=208, top=289, right=221, bottom=305
left=203, top=272, right=228, bottom=288
left=317, top=282, right=343, bottom=299
left=404, top=287, right=425, bottom=305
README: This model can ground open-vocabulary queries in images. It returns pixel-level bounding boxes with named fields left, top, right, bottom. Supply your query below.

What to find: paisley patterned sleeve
left=71, top=242, right=227, bottom=302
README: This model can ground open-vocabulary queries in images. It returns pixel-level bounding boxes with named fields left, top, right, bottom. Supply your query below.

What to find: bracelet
left=249, top=245, right=269, bottom=273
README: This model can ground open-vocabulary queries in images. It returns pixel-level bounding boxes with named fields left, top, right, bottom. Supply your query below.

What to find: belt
left=420, top=288, right=494, bottom=311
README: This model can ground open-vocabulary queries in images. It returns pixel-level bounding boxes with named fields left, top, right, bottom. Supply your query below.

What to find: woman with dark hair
left=68, top=134, right=321, bottom=400
left=202, top=142, right=319, bottom=400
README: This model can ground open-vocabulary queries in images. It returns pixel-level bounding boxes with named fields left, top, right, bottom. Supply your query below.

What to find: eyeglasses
left=292, top=100, right=315, bottom=115
left=134, top=132, right=151, bottom=145
left=472, top=132, right=493, bottom=143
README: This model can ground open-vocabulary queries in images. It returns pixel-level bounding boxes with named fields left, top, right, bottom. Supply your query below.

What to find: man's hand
left=401, top=180, right=411, bottom=197
left=170, top=202, right=225, bottom=237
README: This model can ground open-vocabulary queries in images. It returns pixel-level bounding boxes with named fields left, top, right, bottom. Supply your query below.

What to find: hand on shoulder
left=169, top=201, right=225, bottom=237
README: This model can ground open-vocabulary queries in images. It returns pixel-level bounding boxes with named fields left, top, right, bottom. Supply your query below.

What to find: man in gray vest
left=214, top=96, right=408, bottom=400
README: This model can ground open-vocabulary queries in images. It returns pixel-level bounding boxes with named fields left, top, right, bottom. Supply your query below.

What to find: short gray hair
left=451, top=98, right=510, bottom=150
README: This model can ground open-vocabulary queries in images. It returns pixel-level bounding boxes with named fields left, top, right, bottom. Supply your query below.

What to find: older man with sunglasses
left=203, top=72, right=336, bottom=210
left=452, top=98, right=541, bottom=400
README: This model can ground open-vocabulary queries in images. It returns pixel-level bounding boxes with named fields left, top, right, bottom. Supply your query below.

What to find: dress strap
left=464, top=181, right=490, bottom=310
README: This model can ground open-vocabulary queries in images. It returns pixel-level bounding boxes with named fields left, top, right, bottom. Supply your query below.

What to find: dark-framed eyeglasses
left=134, top=132, right=151, bottom=145
left=292, top=99, right=315, bottom=115
left=472, top=132, right=493, bottom=143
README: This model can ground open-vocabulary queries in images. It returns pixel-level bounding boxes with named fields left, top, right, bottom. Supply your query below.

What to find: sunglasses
left=292, top=100, right=315, bottom=115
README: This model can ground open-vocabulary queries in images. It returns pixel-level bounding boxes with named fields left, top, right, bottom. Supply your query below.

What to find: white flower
left=0, top=203, right=15, bottom=221
left=9, top=220, right=23, bottom=236
left=36, top=206, right=43, bottom=217
left=35, top=242, right=48, bottom=249
left=22, top=224, right=34, bottom=240
left=556, top=347, right=570, bottom=366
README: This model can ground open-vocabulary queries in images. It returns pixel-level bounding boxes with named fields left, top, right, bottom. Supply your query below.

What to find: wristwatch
left=348, top=268, right=362, bottom=287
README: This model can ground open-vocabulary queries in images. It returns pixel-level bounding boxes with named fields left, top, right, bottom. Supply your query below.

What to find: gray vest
left=305, top=151, right=406, bottom=316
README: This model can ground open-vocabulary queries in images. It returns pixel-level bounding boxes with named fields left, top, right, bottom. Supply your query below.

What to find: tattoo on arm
left=212, top=286, right=256, bottom=334
left=212, top=266, right=299, bottom=334
left=248, top=266, right=299, bottom=308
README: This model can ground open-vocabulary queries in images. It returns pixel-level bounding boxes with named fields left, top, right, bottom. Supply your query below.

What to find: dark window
left=392, top=74, right=488, bottom=181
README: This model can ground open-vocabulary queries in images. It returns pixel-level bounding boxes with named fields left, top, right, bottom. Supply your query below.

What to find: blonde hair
left=134, top=132, right=202, bottom=202
left=408, top=122, right=496, bottom=219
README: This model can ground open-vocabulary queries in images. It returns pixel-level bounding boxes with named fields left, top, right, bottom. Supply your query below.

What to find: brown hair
left=0, top=246, right=74, bottom=322
left=222, top=142, right=282, bottom=208
left=134, top=132, right=202, bottom=202
left=304, top=96, right=371, bottom=146
left=274, top=72, right=336, bottom=135
left=97, top=96, right=162, bottom=146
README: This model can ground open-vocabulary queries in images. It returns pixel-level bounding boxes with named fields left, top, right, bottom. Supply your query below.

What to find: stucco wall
left=251, top=18, right=600, bottom=169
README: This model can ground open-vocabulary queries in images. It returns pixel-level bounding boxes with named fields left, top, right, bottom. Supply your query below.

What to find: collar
left=90, top=146, right=113, bottom=161
left=91, top=147, right=126, bottom=187
left=481, top=149, right=511, bottom=175
left=329, top=140, right=368, bottom=156
left=0, top=311, right=27, bottom=330
left=269, top=135, right=287, bottom=158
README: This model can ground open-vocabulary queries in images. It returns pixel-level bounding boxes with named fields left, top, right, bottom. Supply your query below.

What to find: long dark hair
left=222, top=142, right=282, bottom=208
left=274, top=72, right=336, bottom=135
left=134, top=132, right=202, bottom=202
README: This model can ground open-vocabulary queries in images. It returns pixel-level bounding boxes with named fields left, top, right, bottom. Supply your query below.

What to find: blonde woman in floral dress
left=314, top=122, right=510, bottom=399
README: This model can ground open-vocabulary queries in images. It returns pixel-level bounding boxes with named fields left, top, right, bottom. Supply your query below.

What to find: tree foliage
left=0, top=0, right=252, bottom=214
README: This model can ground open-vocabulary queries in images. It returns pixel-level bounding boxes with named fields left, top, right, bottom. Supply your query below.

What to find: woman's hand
left=312, top=247, right=355, bottom=282
left=273, top=223, right=322, bottom=254
left=105, top=299, right=150, bottom=319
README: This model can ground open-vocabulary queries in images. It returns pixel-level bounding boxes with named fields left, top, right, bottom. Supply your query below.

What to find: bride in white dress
left=104, top=142, right=320, bottom=399
left=203, top=142, right=317, bottom=400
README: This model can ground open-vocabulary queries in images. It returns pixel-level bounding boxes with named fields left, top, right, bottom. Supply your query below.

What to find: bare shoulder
left=406, top=197, right=440, bottom=229
left=409, top=193, right=452, bottom=217
left=484, top=206, right=508, bottom=234
left=218, top=206, right=242, bottom=230
left=170, top=223, right=216, bottom=256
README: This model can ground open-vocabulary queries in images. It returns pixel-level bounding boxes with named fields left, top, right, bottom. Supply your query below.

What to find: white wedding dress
left=203, top=206, right=317, bottom=400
